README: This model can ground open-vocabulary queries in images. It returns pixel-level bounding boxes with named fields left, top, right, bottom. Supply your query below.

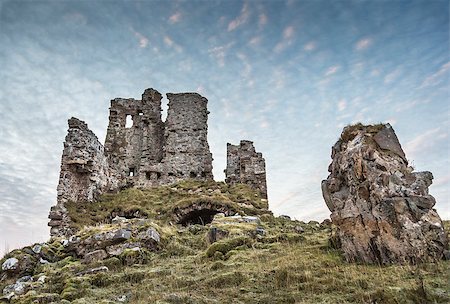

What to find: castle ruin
left=48, top=88, right=267, bottom=237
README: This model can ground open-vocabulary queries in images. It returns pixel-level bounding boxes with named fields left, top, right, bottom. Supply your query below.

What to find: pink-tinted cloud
left=304, top=41, right=316, bottom=51
left=325, top=65, right=339, bottom=76
left=259, top=13, right=268, bottom=28
left=168, top=11, right=182, bottom=24
left=421, top=62, right=450, bottom=88
left=228, top=3, right=250, bottom=31
left=355, top=38, right=372, bottom=51
left=274, top=25, right=295, bottom=53
left=337, top=99, right=347, bottom=111
left=133, top=31, right=149, bottom=48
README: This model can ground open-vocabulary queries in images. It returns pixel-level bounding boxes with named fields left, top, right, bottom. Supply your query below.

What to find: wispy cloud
left=355, top=37, right=372, bottom=51
left=131, top=28, right=149, bottom=48
left=248, top=36, right=261, bottom=46
left=325, top=65, right=339, bottom=76
left=228, top=2, right=250, bottom=31
left=208, top=42, right=234, bottom=67
left=168, top=11, right=182, bottom=24
left=404, top=128, right=448, bottom=159
left=274, top=25, right=295, bottom=53
left=337, top=99, right=347, bottom=111
left=303, top=41, right=316, bottom=51
left=163, top=35, right=182, bottom=52
left=384, top=68, right=402, bottom=84
left=420, top=62, right=450, bottom=88
left=258, top=13, right=268, bottom=28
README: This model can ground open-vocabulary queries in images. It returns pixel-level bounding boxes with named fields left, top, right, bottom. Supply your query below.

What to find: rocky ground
left=1, top=181, right=449, bottom=303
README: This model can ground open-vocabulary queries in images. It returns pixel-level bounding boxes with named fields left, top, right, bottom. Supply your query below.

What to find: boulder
left=1, top=258, right=18, bottom=272
left=137, top=228, right=160, bottom=250
left=322, top=123, right=448, bottom=264
left=112, top=229, right=132, bottom=242
left=83, top=249, right=108, bottom=264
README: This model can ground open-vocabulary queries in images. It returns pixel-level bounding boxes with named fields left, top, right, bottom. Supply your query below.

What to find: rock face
left=225, top=140, right=267, bottom=198
left=322, top=123, right=448, bottom=264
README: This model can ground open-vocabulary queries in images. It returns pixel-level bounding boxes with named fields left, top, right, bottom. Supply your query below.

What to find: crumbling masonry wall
left=104, top=88, right=165, bottom=188
left=49, top=118, right=119, bottom=237
left=225, top=140, right=267, bottom=198
left=103, top=90, right=213, bottom=187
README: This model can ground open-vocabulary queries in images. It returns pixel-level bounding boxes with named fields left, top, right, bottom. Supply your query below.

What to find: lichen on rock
left=322, top=123, right=448, bottom=264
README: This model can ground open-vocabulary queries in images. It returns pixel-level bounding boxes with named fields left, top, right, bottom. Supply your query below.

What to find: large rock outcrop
left=322, top=123, right=448, bottom=264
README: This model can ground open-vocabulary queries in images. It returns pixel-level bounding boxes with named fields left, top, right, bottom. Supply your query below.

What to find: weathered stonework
left=49, top=118, right=119, bottom=237
left=225, top=140, right=267, bottom=198
left=103, top=89, right=213, bottom=188
left=322, top=123, right=448, bottom=264
left=160, top=93, right=214, bottom=183
left=49, top=88, right=266, bottom=238
left=104, top=88, right=165, bottom=188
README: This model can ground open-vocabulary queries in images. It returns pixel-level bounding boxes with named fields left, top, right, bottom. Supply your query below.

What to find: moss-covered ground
left=1, top=181, right=449, bottom=304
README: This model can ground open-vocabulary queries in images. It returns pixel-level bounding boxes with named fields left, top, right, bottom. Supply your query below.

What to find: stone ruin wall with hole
left=103, top=89, right=213, bottom=187
left=225, top=140, right=268, bottom=199
left=48, top=88, right=267, bottom=237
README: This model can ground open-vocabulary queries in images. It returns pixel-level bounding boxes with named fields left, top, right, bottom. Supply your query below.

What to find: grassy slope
left=2, top=181, right=449, bottom=304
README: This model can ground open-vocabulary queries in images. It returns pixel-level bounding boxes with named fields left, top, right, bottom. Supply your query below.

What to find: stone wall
left=160, top=93, right=214, bottom=184
left=225, top=140, right=267, bottom=198
left=104, top=88, right=165, bottom=188
left=322, top=123, right=448, bottom=264
left=49, top=118, right=119, bottom=237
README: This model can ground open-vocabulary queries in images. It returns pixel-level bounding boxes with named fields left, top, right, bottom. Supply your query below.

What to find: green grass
left=65, top=180, right=270, bottom=231
left=1, top=185, right=449, bottom=304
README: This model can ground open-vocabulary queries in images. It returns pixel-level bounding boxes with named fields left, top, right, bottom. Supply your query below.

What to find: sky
left=0, top=0, right=448, bottom=255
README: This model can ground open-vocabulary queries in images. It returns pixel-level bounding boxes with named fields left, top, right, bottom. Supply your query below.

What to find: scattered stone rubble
left=322, top=123, right=448, bottom=264
left=1, top=218, right=161, bottom=301
left=48, top=88, right=268, bottom=237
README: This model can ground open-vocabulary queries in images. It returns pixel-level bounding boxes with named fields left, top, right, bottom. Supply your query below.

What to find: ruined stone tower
left=103, top=89, right=213, bottom=188
left=225, top=140, right=267, bottom=199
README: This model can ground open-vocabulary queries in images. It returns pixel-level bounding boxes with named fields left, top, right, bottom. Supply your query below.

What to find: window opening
left=125, top=115, right=133, bottom=128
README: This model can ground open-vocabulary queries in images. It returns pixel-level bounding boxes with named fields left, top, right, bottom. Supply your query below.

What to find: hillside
left=1, top=181, right=449, bottom=304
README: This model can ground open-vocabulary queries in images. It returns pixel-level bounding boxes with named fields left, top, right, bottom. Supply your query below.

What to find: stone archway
left=173, top=202, right=236, bottom=226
